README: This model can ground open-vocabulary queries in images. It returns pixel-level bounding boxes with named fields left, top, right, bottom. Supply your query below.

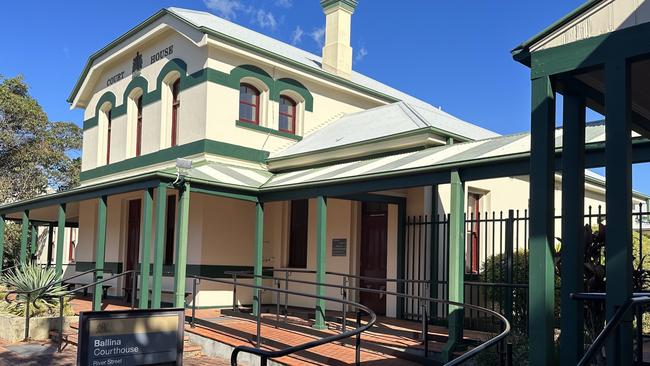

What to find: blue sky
left=1, top=0, right=648, bottom=193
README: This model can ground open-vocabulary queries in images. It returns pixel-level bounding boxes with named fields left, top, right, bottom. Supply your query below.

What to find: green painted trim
left=30, top=223, right=37, bottom=256
left=560, top=92, right=586, bottom=365
left=0, top=215, right=5, bottom=272
left=118, top=76, right=150, bottom=114
left=528, top=76, right=556, bottom=366
left=156, top=58, right=188, bottom=95
left=252, top=202, right=264, bottom=316
left=75, top=262, right=259, bottom=279
left=151, top=183, right=167, bottom=308
left=429, top=185, right=439, bottom=320
left=190, top=186, right=258, bottom=203
left=174, top=182, right=190, bottom=308
left=512, top=0, right=604, bottom=64
left=314, top=196, right=327, bottom=330
left=272, top=78, right=314, bottom=112
left=84, top=92, right=117, bottom=130
left=396, top=201, right=406, bottom=319
left=55, top=204, right=66, bottom=276
left=139, top=188, right=154, bottom=308
left=20, top=211, right=29, bottom=264
left=69, top=9, right=404, bottom=110
left=0, top=174, right=164, bottom=215
left=79, top=139, right=269, bottom=181
left=235, top=120, right=302, bottom=141
left=529, top=21, right=650, bottom=79
left=320, top=0, right=358, bottom=13
left=93, top=196, right=108, bottom=311
left=267, top=126, right=465, bottom=167
left=82, top=62, right=316, bottom=129
left=441, top=171, right=465, bottom=361
left=229, top=64, right=273, bottom=90
left=75, top=261, right=123, bottom=274
left=604, top=58, right=634, bottom=363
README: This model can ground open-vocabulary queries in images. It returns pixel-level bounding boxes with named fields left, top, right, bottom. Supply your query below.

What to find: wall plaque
left=332, top=238, right=347, bottom=257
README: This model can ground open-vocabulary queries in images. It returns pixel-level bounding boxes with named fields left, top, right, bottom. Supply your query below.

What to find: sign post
left=77, top=308, right=185, bottom=366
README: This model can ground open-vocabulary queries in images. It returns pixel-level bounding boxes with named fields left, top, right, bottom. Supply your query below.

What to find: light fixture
left=173, top=158, right=192, bottom=186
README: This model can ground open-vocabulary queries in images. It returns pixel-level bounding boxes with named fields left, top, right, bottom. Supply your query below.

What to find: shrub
left=0, top=264, right=71, bottom=317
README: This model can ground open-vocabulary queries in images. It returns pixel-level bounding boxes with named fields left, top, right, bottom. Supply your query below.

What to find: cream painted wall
left=35, top=227, right=78, bottom=274
left=82, top=30, right=208, bottom=173
left=203, top=48, right=380, bottom=156
left=80, top=22, right=393, bottom=184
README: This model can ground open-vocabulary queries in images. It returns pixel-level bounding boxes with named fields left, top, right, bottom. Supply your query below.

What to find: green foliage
left=481, top=250, right=535, bottom=330
left=0, top=264, right=70, bottom=317
left=474, top=330, right=530, bottom=366
left=0, top=75, right=81, bottom=267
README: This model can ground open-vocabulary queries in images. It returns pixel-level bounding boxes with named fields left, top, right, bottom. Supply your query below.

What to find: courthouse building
left=0, top=1, right=648, bottom=324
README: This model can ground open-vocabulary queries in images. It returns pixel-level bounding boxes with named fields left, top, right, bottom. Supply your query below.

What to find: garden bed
left=0, top=313, right=76, bottom=341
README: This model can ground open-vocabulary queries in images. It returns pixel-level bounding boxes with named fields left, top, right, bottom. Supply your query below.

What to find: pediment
left=530, top=0, right=650, bottom=52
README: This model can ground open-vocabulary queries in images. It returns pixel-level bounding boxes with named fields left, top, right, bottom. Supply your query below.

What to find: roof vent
left=320, top=0, right=358, bottom=79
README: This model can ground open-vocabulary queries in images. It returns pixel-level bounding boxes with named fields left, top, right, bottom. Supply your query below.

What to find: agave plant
left=0, top=264, right=69, bottom=317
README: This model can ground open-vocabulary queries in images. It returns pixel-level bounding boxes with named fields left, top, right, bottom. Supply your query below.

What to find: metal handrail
left=0, top=265, right=20, bottom=276
left=187, top=274, right=377, bottom=366
left=218, top=270, right=511, bottom=365
left=571, top=292, right=650, bottom=366
left=54, top=269, right=140, bottom=352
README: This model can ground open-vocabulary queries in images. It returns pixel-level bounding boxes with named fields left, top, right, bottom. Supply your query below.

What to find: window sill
left=236, top=120, right=302, bottom=141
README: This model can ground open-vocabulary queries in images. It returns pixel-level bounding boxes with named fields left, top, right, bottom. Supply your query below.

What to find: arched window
left=135, top=95, right=143, bottom=156
left=239, top=83, right=260, bottom=124
left=279, top=96, right=296, bottom=134
left=106, top=109, right=112, bottom=164
left=171, top=79, right=180, bottom=147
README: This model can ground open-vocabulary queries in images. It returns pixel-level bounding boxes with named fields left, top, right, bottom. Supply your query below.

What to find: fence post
left=504, top=210, right=514, bottom=323
left=232, top=273, right=238, bottom=311
left=191, top=278, right=198, bottom=328
left=342, top=277, right=348, bottom=332
left=256, top=289, right=263, bottom=348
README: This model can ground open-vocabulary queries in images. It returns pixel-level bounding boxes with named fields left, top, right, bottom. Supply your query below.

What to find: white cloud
left=310, top=27, right=325, bottom=47
left=355, top=46, right=368, bottom=62
left=274, top=0, right=292, bottom=8
left=290, top=26, right=304, bottom=45
left=203, top=0, right=245, bottom=19
left=253, top=9, right=277, bottom=30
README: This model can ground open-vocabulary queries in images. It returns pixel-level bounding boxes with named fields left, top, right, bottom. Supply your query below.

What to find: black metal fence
left=403, top=203, right=650, bottom=333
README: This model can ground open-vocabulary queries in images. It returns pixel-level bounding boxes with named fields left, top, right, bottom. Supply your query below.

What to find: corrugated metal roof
left=262, top=122, right=611, bottom=188
left=271, top=102, right=499, bottom=159
left=167, top=7, right=434, bottom=109
left=175, top=122, right=641, bottom=194
left=163, top=162, right=272, bottom=189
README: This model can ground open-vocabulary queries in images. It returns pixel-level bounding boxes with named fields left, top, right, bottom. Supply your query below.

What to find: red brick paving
left=66, top=298, right=489, bottom=365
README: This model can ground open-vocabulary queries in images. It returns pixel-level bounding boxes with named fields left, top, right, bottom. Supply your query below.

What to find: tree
left=0, top=75, right=81, bottom=266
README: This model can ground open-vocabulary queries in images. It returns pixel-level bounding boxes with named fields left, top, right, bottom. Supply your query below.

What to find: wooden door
left=360, top=202, right=388, bottom=315
left=125, top=199, right=141, bottom=301
left=466, top=193, right=481, bottom=274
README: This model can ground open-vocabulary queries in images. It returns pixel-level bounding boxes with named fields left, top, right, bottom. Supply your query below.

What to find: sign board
left=332, top=238, right=347, bottom=257
left=77, top=308, right=184, bottom=366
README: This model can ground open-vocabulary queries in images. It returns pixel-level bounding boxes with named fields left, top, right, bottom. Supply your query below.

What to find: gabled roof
left=271, top=101, right=499, bottom=159
left=69, top=7, right=433, bottom=109
left=512, top=0, right=604, bottom=64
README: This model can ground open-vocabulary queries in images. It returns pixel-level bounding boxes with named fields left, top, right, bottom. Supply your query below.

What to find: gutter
left=511, top=0, right=605, bottom=65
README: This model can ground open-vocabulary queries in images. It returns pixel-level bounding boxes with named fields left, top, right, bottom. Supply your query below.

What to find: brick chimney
left=320, top=0, right=358, bottom=78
